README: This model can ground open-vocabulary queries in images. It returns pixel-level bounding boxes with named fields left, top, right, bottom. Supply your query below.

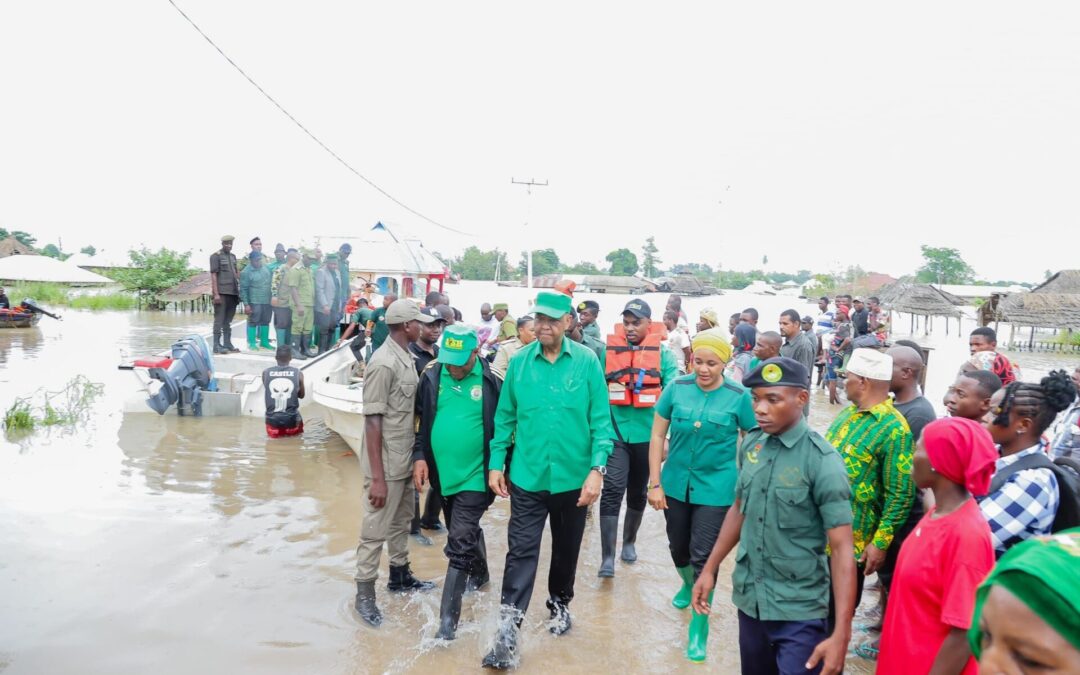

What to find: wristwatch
left=591, top=465, right=607, bottom=476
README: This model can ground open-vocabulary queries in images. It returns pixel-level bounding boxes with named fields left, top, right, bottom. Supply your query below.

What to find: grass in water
left=7, top=282, right=136, bottom=311
left=3, top=376, right=104, bottom=434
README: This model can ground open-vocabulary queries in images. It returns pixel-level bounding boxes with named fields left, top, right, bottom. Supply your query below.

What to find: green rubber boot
left=686, top=592, right=712, bottom=663
left=258, top=325, right=273, bottom=349
left=246, top=325, right=259, bottom=351
left=672, top=565, right=695, bottom=610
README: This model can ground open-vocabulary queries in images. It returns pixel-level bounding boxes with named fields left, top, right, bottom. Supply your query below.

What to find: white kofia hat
left=847, top=348, right=893, bottom=381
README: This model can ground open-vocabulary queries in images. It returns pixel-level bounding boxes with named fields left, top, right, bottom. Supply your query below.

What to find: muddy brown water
left=1, top=291, right=1076, bottom=674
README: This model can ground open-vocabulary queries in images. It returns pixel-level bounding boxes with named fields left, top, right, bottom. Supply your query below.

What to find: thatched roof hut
left=1000, top=270, right=1080, bottom=330
left=0, top=237, right=35, bottom=258
left=876, top=281, right=964, bottom=318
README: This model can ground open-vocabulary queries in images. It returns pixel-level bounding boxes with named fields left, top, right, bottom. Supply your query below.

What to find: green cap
left=221, top=235, right=235, bottom=242
left=532, top=291, right=572, bottom=319
left=324, top=252, right=339, bottom=262
left=438, top=324, right=478, bottom=367
left=493, top=302, right=509, bottom=311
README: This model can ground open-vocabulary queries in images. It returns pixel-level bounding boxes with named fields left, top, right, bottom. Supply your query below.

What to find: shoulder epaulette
left=721, top=380, right=744, bottom=394
left=809, top=431, right=840, bottom=455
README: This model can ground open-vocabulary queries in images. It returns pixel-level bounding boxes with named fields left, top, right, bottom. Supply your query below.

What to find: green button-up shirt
left=733, top=419, right=853, bottom=621
left=655, top=375, right=756, bottom=506
left=582, top=321, right=601, bottom=342
left=825, top=398, right=914, bottom=556
left=489, top=336, right=614, bottom=494
left=599, top=342, right=679, bottom=444
left=285, top=262, right=315, bottom=309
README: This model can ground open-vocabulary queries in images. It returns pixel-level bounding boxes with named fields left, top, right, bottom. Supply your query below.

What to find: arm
left=239, top=268, right=251, bottom=305
left=928, top=630, right=972, bottom=675
left=289, top=280, right=304, bottom=315
left=647, top=412, right=671, bottom=511
left=364, top=416, right=388, bottom=508
left=578, top=355, right=615, bottom=506
left=867, top=428, right=915, bottom=569
left=807, top=524, right=856, bottom=674
left=412, top=375, right=430, bottom=491
left=297, top=372, right=305, bottom=399
left=210, top=254, right=221, bottom=302
left=361, top=362, right=393, bottom=508
left=491, top=346, right=510, bottom=380
left=691, top=502, right=745, bottom=613
left=488, top=360, right=517, bottom=498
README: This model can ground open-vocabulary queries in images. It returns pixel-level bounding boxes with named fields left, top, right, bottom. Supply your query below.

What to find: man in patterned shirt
left=825, top=349, right=914, bottom=610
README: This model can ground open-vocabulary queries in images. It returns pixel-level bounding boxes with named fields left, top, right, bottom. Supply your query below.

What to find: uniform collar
left=385, top=336, right=413, bottom=368
left=775, top=418, right=810, bottom=448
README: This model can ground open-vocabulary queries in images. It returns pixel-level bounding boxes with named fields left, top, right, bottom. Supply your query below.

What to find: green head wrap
left=969, top=529, right=1080, bottom=657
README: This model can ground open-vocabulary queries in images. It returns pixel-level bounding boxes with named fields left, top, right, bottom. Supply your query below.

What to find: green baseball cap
left=439, top=324, right=478, bottom=366
left=532, top=291, right=572, bottom=319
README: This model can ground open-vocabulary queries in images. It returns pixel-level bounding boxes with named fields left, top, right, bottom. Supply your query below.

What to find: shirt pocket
left=704, top=409, right=733, bottom=436
left=389, top=382, right=416, bottom=413
left=774, top=487, right=812, bottom=529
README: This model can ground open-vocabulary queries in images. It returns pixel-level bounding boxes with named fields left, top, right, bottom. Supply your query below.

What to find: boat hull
left=121, top=324, right=356, bottom=417
left=312, top=381, right=364, bottom=455
left=0, top=310, right=41, bottom=328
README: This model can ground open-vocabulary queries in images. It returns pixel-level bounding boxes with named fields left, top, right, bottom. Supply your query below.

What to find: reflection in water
left=1, top=300, right=1076, bottom=674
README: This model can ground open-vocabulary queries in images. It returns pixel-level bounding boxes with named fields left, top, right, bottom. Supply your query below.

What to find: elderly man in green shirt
left=825, top=348, right=914, bottom=614
left=692, top=357, right=857, bottom=674
left=482, top=291, right=614, bottom=671
left=597, top=299, right=679, bottom=578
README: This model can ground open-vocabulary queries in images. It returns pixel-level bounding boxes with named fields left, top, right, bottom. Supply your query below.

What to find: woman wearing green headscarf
left=647, top=327, right=756, bottom=663
left=970, top=529, right=1080, bottom=672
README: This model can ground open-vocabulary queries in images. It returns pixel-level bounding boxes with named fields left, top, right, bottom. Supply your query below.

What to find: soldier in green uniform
left=285, top=248, right=316, bottom=359
left=268, top=243, right=287, bottom=274
left=493, top=303, right=516, bottom=342
left=337, top=243, right=352, bottom=339
left=577, top=300, right=601, bottom=342
left=209, top=234, right=240, bottom=354
left=272, top=249, right=299, bottom=358
left=239, top=251, right=274, bottom=350
left=692, top=357, right=857, bottom=674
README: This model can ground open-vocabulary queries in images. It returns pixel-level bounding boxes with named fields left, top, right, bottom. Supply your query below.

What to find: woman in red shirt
left=877, top=417, right=998, bottom=675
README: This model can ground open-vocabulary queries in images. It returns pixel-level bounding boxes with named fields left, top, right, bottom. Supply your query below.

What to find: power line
left=164, top=0, right=471, bottom=236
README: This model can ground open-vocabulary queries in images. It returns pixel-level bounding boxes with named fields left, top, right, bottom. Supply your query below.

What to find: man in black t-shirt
left=262, top=345, right=305, bottom=438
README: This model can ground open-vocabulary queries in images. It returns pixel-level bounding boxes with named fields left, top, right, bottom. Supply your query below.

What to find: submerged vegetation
left=5, top=282, right=137, bottom=311
left=3, top=376, right=105, bottom=435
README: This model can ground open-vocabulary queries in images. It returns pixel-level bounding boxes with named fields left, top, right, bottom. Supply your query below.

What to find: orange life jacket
left=605, top=323, right=667, bottom=408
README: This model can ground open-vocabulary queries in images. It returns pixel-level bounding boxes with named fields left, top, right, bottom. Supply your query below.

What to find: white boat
left=312, top=380, right=365, bottom=454
left=120, top=323, right=356, bottom=417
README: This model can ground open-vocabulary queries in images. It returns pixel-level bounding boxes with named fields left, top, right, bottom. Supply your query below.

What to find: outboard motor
left=20, top=298, right=62, bottom=320
left=146, top=335, right=215, bottom=416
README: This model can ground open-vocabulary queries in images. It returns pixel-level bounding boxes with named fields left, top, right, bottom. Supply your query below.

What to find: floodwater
left=1, top=283, right=1076, bottom=674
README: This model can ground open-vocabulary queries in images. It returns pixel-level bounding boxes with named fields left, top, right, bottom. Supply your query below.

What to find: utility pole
left=511, top=177, right=548, bottom=290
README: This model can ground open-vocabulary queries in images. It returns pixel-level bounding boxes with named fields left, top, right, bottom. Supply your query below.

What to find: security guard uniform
left=733, top=358, right=853, bottom=674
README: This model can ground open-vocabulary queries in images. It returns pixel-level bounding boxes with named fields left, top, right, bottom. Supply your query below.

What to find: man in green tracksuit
left=239, top=251, right=274, bottom=351
left=286, top=248, right=316, bottom=359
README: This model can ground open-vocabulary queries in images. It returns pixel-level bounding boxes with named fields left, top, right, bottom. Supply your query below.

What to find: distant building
left=0, top=237, right=35, bottom=258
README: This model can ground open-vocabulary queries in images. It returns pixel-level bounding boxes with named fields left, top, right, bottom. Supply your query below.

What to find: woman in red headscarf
left=876, top=417, right=998, bottom=675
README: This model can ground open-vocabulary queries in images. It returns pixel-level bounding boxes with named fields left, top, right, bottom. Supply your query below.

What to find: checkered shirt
left=978, top=444, right=1059, bottom=558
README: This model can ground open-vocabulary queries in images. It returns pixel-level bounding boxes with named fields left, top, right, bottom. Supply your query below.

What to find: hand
left=213, top=294, right=222, bottom=305
left=321, top=305, right=330, bottom=313
left=805, top=633, right=848, bottom=675
left=413, top=460, right=428, bottom=492
left=648, top=485, right=668, bottom=511
left=691, top=572, right=716, bottom=614
left=577, top=470, right=603, bottom=507
left=367, top=478, right=387, bottom=509
left=860, top=543, right=886, bottom=576
left=489, top=470, right=509, bottom=498
left=245, top=305, right=253, bottom=315
left=297, top=307, right=306, bottom=317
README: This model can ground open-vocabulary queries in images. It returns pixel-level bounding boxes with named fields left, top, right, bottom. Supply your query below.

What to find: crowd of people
left=235, top=242, right=1080, bottom=674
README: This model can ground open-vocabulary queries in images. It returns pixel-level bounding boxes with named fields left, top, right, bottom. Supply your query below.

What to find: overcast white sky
left=1, top=2, right=1077, bottom=282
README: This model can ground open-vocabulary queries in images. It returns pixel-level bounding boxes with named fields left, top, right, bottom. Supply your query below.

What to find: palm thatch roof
left=999, top=270, right=1080, bottom=329
left=875, top=281, right=964, bottom=318
left=0, top=237, right=35, bottom=258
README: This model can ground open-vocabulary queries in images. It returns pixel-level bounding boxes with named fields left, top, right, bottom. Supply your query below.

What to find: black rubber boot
left=213, top=327, right=226, bottom=354
left=598, top=515, right=618, bottom=578
left=299, top=333, right=316, bottom=359
left=223, top=327, right=240, bottom=353
left=354, top=580, right=382, bottom=627
left=387, top=563, right=436, bottom=593
left=546, top=598, right=572, bottom=636
left=290, top=334, right=308, bottom=360
left=481, top=609, right=520, bottom=670
left=436, top=567, right=469, bottom=640
left=466, top=530, right=490, bottom=593
left=621, top=508, right=644, bottom=563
